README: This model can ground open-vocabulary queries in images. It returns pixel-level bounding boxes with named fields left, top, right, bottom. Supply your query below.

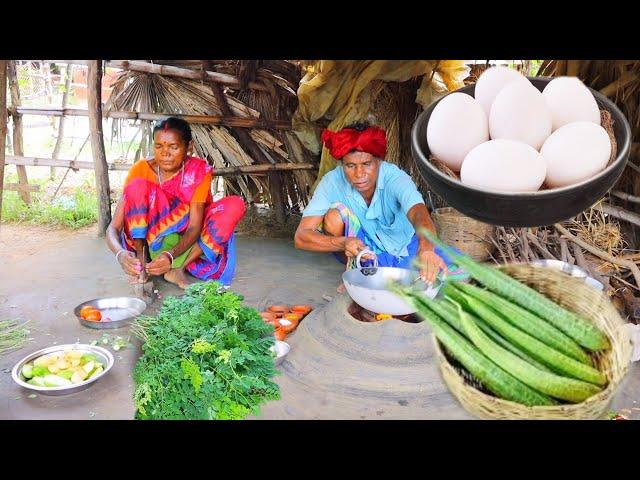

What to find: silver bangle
left=162, top=250, right=175, bottom=266
left=115, top=249, right=128, bottom=262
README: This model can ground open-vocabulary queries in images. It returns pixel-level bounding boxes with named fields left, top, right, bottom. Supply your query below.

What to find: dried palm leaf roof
left=105, top=60, right=316, bottom=209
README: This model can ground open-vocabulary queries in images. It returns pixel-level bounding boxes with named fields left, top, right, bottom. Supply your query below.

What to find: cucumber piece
left=58, top=370, right=74, bottom=380
left=21, top=364, right=34, bottom=379
left=31, top=366, right=49, bottom=377
left=28, top=377, right=46, bottom=387
left=43, top=374, right=73, bottom=387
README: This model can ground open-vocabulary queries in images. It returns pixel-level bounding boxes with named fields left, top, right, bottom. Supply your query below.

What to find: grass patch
left=2, top=182, right=98, bottom=229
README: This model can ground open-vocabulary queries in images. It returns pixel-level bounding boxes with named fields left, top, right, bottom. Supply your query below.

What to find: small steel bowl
left=74, top=296, right=147, bottom=329
left=11, top=344, right=114, bottom=396
left=530, top=259, right=605, bottom=291
left=269, top=340, right=290, bottom=366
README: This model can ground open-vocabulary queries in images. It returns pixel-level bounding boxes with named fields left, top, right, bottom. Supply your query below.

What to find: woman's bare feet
left=163, top=268, right=192, bottom=289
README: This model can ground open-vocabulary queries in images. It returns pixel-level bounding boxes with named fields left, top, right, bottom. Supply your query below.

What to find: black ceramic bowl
left=411, top=76, right=631, bottom=227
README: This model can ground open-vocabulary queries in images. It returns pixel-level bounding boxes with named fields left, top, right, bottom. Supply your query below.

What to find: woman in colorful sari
left=106, top=117, right=246, bottom=288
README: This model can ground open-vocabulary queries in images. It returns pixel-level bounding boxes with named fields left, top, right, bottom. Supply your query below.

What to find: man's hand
left=417, top=249, right=448, bottom=284
left=145, top=253, right=172, bottom=276
left=344, top=237, right=369, bottom=259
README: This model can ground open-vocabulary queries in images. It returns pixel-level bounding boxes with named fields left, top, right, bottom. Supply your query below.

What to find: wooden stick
left=87, top=61, right=112, bottom=236
left=0, top=61, right=6, bottom=227
left=489, top=234, right=508, bottom=264
left=559, top=237, right=575, bottom=265
left=593, top=202, right=640, bottom=228
left=611, top=190, right=640, bottom=204
left=5, top=183, right=40, bottom=192
left=499, top=227, right=516, bottom=261
left=106, top=60, right=269, bottom=92
left=215, top=163, right=315, bottom=176
left=556, top=223, right=640, bottom=288
left=4, top=155, right=316, bottom=175
left=525, top=231, right=558, bottom=260
left=612, top=274, right=640, bottom=292
left=11, top=106, right=292, bottom=130
left=626, top=161, right=640, bottom=175
left=51, top=63, right=73, bottom=179
left=7, top=61, right=31, bottom=204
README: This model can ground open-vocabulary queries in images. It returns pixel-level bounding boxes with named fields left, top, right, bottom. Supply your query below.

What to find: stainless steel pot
left=342, top=249, right=441, bottom=315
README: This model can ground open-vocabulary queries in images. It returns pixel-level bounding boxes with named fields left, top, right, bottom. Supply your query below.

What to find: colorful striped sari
left=120, top=156, right=246, bottom=286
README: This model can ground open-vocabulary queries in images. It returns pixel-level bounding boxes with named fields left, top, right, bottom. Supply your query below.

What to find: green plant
left=1, top=185, right=98, bottom=229
left=445, top=284, right=606, bottom=386
left=402, top=292, right=554, bottom=406
left=131, top=281, right=280, bottom=420
left=419, top=228, right=610, bottom=351
left=0, top=318, right=30, bottom=355
left=454, top=302, right=601, bottom=403
left=451, top=281, right=590, bottom=364
left=411, top=290, right=552, bottom=373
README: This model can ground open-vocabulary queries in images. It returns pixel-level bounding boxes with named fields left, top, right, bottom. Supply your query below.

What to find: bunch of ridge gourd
left=427, top=66, right=611, bottom=193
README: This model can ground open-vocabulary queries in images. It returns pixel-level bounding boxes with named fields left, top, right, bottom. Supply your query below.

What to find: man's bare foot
left=337, top=282, right=347, bottom=294
left=164, top=268, right=192, bottom=289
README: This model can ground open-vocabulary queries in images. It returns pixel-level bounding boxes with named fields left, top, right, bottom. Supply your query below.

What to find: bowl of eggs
left=411, top=68, right=631, bottom=227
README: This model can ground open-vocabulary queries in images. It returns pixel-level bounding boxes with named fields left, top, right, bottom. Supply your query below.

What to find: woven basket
left=432, top=207, right=496, bottom=261
left=434, top=263, right=632, bottom=420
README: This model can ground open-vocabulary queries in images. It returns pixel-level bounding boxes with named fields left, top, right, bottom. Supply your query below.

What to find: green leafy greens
left=131, top=282, right=280, bottom=419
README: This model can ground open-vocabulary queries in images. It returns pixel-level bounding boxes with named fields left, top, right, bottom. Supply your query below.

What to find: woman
left=106, top=117, right=246, bottom=288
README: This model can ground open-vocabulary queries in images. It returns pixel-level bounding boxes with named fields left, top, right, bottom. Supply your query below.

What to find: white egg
left=460, top=139, right=547, bottom=192
left=474, top=66, right=531, bottom=117
left=541, top=122, right=611, bottom=188
left=427, top=92, right=489, bottom=172
left=489, top=82, right=552, bottom=150
left=542, top=77, right=601, bottom=131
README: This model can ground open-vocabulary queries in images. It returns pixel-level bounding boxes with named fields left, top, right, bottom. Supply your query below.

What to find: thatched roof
left=106, top=60, right=317, bottom=214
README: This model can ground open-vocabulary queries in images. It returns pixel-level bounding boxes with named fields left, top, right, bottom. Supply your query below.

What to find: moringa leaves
left=132, top=281, right=280, bottom=420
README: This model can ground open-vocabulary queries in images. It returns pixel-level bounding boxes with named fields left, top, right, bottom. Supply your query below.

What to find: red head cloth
left=321, top=126, right=387, bottom=160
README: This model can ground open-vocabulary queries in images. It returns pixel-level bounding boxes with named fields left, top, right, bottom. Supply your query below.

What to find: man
left=295, top=122, right=464, bottom=287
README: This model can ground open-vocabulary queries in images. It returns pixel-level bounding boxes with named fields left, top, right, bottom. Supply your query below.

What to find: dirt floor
left=1, top=223, right=639, bottom=420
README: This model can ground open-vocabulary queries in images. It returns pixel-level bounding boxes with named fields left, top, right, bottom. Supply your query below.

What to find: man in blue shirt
left=295, top=123, right=460, bottom=286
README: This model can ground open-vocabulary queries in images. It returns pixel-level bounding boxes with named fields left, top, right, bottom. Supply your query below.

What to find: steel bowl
left=411, top=76, right=632, bottom=227
left=270, top=340, right=290, bottom=366
left=530, top=259, right=605, bottom=291
left=343, top=266, right=441, bottom=315
left=74, top=296, right=147, bottom=329
left=11, top=344, right=114, bottom=396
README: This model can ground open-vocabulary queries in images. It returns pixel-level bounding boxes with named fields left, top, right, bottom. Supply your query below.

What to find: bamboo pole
left=0, top=61, right=7, bottom=228
left=7, top=61, right=31, bottom=204
left=51, top=63, right=73, bottom=179
left=215, top=163, right=315, bottom=176
left=106, top=60, right=269, bottom=92
left=87, top=61, right=112, bottom=236
left=11, top=106, right=291, bottom=130
left=5, top=183, right=40, bottom=192
left=5, top=155, right=316, bottom=175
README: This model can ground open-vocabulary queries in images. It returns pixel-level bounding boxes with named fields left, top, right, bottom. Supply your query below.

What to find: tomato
left=85, top=310, right=102, bottom=322
left=80, top=306, right=98, bottom=318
